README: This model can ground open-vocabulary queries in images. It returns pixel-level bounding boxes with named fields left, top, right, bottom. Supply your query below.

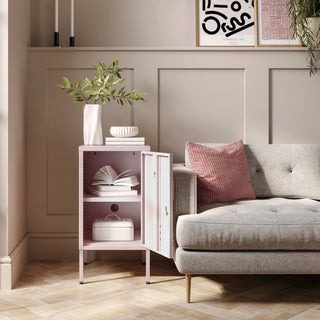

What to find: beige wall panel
left=47, top=69, right=133, bottom=215
left=270, top=69, right=320, bottom=144
left=28, top=57, right=78, bottom=232
left=31, top=0, right=196, bottom=47
left=159, top=69, right=245, bottom=162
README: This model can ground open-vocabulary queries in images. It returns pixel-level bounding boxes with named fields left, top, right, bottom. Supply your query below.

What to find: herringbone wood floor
left=0, top=259, right=320, bottom=319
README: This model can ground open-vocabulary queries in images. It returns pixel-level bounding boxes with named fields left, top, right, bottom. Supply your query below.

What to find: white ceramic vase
left=83, top=104, right=103, bottom=145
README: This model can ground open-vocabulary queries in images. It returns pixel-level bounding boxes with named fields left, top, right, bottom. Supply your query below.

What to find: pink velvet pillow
left=186, top=140, right=255, bottom=206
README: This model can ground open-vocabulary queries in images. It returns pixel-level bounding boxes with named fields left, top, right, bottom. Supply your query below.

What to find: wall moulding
left=268, top=68, right=320, bottom=144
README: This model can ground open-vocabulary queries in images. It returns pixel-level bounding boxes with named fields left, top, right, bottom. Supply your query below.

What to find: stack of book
left=105, top=137, right=145, bottom=145
left=89, top=165, right=139, bottom=197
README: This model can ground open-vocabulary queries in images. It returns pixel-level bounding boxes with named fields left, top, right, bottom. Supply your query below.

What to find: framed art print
left=255, top=0, right=301, bottom=46
left=197, top=0, right=255, bottom=46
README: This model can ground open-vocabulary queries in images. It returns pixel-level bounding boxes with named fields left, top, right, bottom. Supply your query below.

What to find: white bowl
left=110, top=126, right=139, bottom=138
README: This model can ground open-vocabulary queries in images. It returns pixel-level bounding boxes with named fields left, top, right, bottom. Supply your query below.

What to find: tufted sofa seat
left=172, top=143, right=320, bottom=302
left=177, top=198, right=320, bottom=251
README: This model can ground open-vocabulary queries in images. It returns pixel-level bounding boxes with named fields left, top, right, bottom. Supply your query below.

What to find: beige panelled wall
left=27, top=48, right=320, bottom=259
left=31, top=0, right=196, bottom=48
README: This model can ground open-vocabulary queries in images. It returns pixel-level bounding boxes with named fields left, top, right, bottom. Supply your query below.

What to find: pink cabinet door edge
left=141, top=152, right=173, bottom=259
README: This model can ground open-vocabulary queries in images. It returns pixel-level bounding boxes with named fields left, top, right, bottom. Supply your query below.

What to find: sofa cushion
left=186, top=141, right=255, bottom=206
left=176, top=198, right=320, bottom=250
left=185, top=144, right=320, bottom=200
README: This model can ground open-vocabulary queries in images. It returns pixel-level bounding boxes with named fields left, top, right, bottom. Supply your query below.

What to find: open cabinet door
left=141, top=152, right=173, bottom=259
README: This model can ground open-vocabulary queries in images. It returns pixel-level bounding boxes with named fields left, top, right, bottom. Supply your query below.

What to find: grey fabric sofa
left=173, top=144, right=320, bottom=302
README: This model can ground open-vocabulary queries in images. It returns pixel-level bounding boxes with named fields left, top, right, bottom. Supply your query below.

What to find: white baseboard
left=0, top=256, right=12, bottom=290
left=10, top=234, right=29, bottom=289
left=29, top=232, right=78, bottom=260
left=0, top=233, right=29, bottom=290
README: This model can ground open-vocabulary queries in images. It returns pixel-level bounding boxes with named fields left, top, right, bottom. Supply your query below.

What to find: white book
left=94, top=185, right=131, bottom=191
left=89, top=187, right=138, bottom=197
left=91, top=165, right=139, bottom=187
left=105, top=141, right=145, bottom=145
left=105, top=137, right=145, bottom=142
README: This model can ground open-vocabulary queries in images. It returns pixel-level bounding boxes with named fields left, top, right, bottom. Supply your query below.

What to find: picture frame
left=254, top=0, right=301, bottom=46
left=196, top=0, right=256, bottom=46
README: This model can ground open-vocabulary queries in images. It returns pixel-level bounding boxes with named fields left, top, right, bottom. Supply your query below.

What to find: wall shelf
left=27, top=46, right=312, bottom=52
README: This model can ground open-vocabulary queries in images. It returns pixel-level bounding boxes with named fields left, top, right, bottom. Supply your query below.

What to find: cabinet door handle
left=165, top=206, right=168, bottom=216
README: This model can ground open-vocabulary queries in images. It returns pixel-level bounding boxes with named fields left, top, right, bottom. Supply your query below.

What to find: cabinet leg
left=84, top=250, right=88, bottom=265
left=79, top=250, right=84, bottom=284
left=146, top=249, right=150, bottom=284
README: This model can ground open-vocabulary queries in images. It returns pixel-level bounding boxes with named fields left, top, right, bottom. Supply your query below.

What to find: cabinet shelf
left=83, top=193, right=141, bottom=203
left=83, top=230, right=144, bottom=251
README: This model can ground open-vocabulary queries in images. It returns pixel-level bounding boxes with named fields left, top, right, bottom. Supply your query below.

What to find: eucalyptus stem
left=57, top=58, right=146, bottom=105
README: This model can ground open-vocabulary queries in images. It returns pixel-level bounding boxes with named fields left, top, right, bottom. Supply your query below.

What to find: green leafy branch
left=57, top=58, right=146, bottom=105
left=289, top=0, right=320, bottom=75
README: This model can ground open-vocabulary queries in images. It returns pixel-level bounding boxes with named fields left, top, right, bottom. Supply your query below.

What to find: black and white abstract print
left=199, top=0, right=255, bottom=46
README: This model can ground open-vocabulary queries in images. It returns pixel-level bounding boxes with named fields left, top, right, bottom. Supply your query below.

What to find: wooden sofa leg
left=186, top=274, right=191, bottom=303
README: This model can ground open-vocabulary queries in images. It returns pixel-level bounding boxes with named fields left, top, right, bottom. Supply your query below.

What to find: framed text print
left=255, top=0, right=301, bottom=46
left=197, top=0, right=255, bottom=46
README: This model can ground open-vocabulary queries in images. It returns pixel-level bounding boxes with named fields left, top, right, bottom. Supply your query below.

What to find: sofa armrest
left=173, top=164, right=197, bottom=217
left=172, top=164, right=197, bottom=260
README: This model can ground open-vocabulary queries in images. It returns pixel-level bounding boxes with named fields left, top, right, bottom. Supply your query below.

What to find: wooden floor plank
left=286, top=305, right=320, bottom=320
left=0, top=260, right=318, bottom=320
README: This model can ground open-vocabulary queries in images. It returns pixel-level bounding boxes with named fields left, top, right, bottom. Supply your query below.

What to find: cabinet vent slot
left=83, top=157, right=88, bottom=192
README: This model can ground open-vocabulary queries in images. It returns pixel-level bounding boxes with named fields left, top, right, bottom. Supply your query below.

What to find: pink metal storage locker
left=79, top=146, right=174, bottom=284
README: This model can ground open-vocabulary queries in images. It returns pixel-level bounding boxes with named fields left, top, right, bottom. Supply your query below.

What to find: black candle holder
left=70, top=36, right=75, bottom=47
left=54, top=32, right=60, bottom=47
